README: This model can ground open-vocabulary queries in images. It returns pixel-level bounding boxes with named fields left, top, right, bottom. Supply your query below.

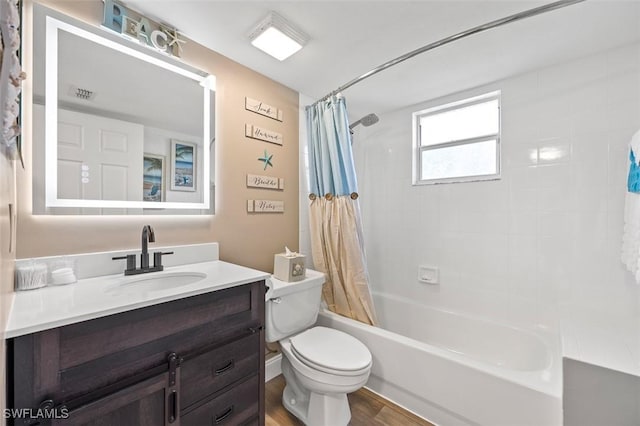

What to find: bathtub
left=316, top=291, right=562, bottom=426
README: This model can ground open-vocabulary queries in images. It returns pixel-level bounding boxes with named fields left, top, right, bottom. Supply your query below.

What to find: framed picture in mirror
left=143, top=154, right=165, bottom=202
left=171, top=140, right=197, bottom=191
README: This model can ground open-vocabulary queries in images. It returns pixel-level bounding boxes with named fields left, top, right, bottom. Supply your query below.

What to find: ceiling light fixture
left=248, top=12, right=309, bottom=61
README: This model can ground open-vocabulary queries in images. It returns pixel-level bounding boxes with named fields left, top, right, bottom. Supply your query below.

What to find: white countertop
left=6, top=260, right=270, bottom=338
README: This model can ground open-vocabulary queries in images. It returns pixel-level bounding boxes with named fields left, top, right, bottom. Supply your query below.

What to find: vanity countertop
left=6, top=260, right=270, bottom=338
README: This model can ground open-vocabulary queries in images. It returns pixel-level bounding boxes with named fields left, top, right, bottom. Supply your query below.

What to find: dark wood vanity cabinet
left=7, top=281, right=266, bottom=426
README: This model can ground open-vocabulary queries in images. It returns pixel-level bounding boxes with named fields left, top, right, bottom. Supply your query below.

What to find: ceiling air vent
left=69, top=85, right=96, bottom=101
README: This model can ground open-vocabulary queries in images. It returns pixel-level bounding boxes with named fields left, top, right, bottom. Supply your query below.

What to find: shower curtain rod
left=313, top=0, right=586, bottom=105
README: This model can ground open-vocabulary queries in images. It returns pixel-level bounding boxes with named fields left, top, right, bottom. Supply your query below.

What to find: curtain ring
left=308, top=193, right=317, bottom=201
left=350, top=192, right=359, bottom=200
left=324, top=193, right=333, bottom=201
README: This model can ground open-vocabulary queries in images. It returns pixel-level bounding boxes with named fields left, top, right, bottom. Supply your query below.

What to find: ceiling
left=125, top=0, right=640, bottom=120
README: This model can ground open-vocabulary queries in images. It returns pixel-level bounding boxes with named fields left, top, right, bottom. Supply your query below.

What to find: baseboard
left=265, top=353, right=282, bottom=382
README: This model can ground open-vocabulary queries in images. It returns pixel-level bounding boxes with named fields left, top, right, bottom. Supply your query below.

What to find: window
left=413, top=92, right=501, bottom=184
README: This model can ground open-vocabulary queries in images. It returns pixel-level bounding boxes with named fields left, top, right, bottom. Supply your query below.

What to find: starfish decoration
left=258, top=150, right=274, bottom=170
left=161, top=26, right=186, bottom=56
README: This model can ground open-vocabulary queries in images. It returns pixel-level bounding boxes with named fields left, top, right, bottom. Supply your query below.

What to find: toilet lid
left=290, top=327, right=372, bottom=372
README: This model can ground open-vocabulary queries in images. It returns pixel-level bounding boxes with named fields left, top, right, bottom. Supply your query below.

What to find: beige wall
left=17, top=0, right=300, bottom=273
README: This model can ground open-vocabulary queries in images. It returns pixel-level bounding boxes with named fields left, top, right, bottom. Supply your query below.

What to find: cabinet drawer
left=58, top=283, right=258, bottom=369
left=181, top=333, right=260, bottom=410
left=181, top=375, right=259, bottom=426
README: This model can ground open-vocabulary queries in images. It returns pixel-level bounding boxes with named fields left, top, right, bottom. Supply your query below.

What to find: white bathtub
left=316, top=291, right=562, bottom=426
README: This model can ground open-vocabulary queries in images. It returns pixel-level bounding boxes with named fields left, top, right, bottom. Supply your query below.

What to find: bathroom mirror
left=32, top=4, right=215, bottom=215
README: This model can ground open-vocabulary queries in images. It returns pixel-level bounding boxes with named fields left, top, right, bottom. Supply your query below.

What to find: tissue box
left=274, top=253, right=306, bottom=282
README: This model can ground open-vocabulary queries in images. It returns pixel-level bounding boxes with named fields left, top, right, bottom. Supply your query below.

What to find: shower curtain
left=305, top=95, right=377, bottom=326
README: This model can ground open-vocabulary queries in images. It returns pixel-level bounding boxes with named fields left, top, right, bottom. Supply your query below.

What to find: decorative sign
left=245, top=97, right=283, bottom=122
left=258, top=150, right=274, bottom=170
left=247, top=174, right=284, bottom=190
left=245, top=124, right=283, bottom=145
left=103, top=0, right=186, bottom=57
left=247, top=200, right=285, bottom=213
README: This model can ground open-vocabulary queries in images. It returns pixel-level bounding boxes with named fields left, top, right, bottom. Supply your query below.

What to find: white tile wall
left=297, top=45, right=640, bottom=386
left=349, top=43, right=640, bottom=335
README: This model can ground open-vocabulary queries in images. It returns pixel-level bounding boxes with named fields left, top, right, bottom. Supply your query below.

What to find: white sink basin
left=108, top=271, right=207, bottom=294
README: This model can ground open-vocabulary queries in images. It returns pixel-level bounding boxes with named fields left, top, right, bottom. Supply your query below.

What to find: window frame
left=412, top=91, right=501, bottom=185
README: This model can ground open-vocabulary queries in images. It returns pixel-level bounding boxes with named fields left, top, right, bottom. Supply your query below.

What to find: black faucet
left=112, top=225, right=173, bottom=275
left=140, top=225, right=155, bottom=269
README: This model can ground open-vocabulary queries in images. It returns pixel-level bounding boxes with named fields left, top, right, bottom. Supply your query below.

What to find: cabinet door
left=51, top=372, right=177, bottom=426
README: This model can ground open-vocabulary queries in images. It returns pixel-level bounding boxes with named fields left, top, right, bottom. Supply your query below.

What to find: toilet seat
left=290, top=327, right=372, bottom=376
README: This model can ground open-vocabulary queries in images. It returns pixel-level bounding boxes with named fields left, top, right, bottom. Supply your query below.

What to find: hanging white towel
left=631, top=130, right=640, bottom=160
left=621, top=130, right=640, bottom=284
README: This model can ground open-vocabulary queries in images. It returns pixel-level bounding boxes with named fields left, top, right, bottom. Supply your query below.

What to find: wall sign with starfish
left=102, top=0, right=186, bottom=57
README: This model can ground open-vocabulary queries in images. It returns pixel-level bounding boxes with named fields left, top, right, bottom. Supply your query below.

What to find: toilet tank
left=265, top=269, right=325, bottom=342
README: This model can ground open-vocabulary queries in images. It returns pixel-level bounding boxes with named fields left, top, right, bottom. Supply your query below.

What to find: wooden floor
left=265, top=375, right=434, bottom=426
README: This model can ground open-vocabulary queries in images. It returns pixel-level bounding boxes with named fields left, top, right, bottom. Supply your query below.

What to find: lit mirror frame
left=44, top=15, right=215, bottom=210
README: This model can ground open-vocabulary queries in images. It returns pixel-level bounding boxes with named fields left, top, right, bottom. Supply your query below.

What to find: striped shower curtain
left=305, top=95, right=377, bottom=326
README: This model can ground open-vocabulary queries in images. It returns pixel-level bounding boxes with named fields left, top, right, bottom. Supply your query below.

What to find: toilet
left=265, top=269, right=372, bottom=426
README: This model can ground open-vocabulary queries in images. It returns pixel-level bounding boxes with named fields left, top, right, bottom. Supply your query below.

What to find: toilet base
left=281, top=356, right=352, bottom=426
